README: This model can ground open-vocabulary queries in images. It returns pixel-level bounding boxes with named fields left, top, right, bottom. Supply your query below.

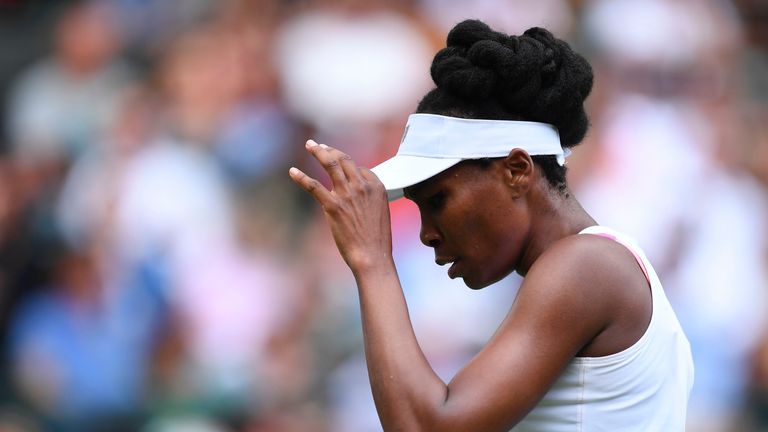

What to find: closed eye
left=427, top=191, right=445, bottom=211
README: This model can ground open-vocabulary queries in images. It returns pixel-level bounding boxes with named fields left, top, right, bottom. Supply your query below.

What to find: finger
left=289, top=166, right=334, bottom=205
left=319, top=143, right=364, bottom=184
left=306, top=140, right=347, bottom=190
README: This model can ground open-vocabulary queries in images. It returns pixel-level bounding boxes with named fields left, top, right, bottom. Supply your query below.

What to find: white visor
left=371, top=114, right=569, bottom=201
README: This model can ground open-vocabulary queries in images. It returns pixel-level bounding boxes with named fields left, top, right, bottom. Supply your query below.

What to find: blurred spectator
left=105, top=21, right=314, bottom=428
left=211, top=14, right=300, bottom=185
left=6, top=0, right=134, bottom=164
left=583, top=0, right=742, bottom=71
left=2, top=2, right=137, bottom=357
left=54, top=86, right=154, bottom=249
left=105, top=0, right=218, bottom=60
left=274, top=0, right=433, bottom=144
left=8, top=245, right=166, bottom=430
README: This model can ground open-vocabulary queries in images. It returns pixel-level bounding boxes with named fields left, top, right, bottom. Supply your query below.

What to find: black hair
left=416, top=20, right=593, bottom=193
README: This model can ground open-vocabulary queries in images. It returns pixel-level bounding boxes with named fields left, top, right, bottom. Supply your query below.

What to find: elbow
left=378, top=388, right=452, bottom=432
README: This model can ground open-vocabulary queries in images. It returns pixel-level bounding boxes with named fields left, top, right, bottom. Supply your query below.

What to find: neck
left=516, top=186, right=596, bottom=276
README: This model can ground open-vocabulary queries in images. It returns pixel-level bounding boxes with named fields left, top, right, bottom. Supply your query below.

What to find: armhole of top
left=574, top=227, right=655, bottom=362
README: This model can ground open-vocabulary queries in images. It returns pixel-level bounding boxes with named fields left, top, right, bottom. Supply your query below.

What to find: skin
left=289, top=140, right=652, bottom=431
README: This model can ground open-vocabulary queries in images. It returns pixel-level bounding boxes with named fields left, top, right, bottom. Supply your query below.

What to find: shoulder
left=527, top=232, right=641, bottom=291
left=510, top=233, right=645, bottom=347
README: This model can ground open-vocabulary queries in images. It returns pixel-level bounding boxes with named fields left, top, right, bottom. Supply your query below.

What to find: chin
left=462, top=277, right=492, bottom=290
left=462, top=270, right=511, bottom=290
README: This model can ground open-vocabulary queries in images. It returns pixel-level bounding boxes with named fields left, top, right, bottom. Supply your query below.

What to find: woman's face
left=404, top=159, right=531, bottom=289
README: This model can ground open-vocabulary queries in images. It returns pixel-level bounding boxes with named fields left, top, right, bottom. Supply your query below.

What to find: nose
left=419, top=214, right=442, bottom=248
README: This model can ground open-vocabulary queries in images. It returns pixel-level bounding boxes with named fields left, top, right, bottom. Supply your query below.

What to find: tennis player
left=289, top=19, right=693, bottom=431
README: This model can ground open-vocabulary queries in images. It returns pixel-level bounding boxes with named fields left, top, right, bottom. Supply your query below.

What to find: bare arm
left=289, top=141, right=616, bottom=430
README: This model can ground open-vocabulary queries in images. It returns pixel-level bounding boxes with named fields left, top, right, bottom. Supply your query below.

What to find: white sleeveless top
left=512, top=226, right=694, bottom=432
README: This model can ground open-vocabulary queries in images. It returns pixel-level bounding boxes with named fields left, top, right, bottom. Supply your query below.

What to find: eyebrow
left=406, top=183, right=441, bottom=204
left=403, top=184, right=427, bottom=201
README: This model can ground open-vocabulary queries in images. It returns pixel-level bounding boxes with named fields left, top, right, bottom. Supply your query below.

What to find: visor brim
left=371, top=155, right=463, bottom=201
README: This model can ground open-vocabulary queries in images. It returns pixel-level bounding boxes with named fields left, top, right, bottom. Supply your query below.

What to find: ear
left=502, top=148, right=533, bottom=198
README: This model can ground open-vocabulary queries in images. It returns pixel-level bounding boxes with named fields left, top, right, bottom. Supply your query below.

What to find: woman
left=289, top=20, right=693, bottom=431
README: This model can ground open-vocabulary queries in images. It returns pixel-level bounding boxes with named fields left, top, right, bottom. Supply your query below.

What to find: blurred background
left=0, top=0, right=765, bottom=431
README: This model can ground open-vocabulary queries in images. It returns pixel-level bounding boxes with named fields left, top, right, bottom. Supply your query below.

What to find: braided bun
left=419, top=20, right=593, bottom=148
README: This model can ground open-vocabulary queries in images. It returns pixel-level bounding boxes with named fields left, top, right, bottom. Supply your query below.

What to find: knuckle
left=323, top=200, right=340, bottom=214
left=351, top=181, right=365, bottom=193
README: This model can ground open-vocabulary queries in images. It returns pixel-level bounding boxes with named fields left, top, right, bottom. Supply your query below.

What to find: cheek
left=462, top=200, right=527, bottom=282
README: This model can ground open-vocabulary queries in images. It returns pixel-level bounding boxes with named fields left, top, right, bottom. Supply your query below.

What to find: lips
left=435, top=256, right=456, bottom=266
left=447, top=260, right=460, bottom=278
left=435, top=256, right=461, bottom=278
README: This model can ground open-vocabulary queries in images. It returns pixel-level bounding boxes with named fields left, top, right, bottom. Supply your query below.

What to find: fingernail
left=289, top=167, right=300, bottom=176
left=306, top=139, right=317, bottom=147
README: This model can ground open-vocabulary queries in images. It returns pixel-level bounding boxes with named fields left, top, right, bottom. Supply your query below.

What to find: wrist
left=350, top=253, right=397, bottom=280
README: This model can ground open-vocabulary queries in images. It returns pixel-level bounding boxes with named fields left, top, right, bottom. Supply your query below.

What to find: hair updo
left=416, top=19, right=593, bottom=192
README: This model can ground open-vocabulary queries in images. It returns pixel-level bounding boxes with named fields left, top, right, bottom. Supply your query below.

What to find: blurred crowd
left=0, top=0, right=766, bottom=431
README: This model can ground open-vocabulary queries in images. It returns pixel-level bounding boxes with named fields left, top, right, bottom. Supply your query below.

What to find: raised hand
left=289, top=140, right=393, bottom=272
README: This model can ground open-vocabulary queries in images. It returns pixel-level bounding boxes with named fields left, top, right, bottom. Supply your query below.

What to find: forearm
left=289, top=142, right=454, bottom=428
left=353, top=260, right=449, bottom=430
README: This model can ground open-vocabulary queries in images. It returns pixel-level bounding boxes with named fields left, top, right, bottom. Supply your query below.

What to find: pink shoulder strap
left=586, top=232, right=651, bottom=283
